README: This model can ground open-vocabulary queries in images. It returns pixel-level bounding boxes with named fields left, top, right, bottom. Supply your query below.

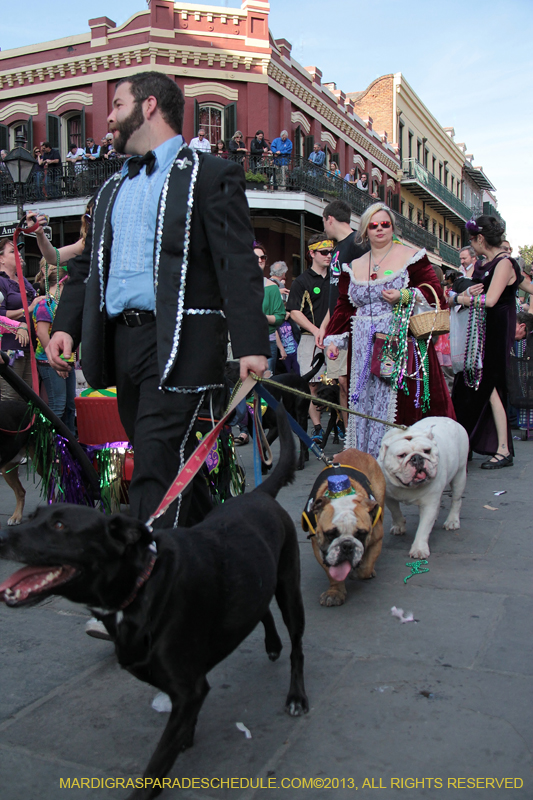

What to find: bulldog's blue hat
left=326, top=474, right=354, bottom=498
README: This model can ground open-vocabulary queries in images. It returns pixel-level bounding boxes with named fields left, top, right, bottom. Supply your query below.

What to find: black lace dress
left=452, top=255, right=520, bottom=455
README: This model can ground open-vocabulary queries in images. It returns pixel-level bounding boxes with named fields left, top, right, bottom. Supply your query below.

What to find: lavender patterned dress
left=328, top=250, right=426, bottom=457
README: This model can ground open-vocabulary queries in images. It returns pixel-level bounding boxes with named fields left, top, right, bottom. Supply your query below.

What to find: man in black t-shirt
left=287, top=232, right=332, bottom=441
left=316, top=200, right=368, bottom=423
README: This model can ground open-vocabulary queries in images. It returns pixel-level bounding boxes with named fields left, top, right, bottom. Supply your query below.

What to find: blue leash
left=254, top=384, right=329, bottom=465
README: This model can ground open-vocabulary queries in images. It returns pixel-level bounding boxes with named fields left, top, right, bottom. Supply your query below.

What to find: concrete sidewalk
left=1, top=433, right=531, bottom=799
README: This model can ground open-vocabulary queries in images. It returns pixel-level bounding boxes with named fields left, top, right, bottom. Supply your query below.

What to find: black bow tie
left=127, top=151, right=156, bottom=179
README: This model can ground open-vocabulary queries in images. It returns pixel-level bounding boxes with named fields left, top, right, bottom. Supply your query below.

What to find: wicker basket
left=409, top=283, right=450, bottom=339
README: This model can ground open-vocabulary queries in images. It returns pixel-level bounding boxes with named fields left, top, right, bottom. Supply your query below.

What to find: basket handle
left=418, top=283, right=442, bottom=311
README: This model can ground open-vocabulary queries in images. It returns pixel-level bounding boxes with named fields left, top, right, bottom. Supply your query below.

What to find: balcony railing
left=483, top=201, right=505, bottom=228
left=0, top=153, right=445, bottom=257
left=236, top=154, right=440, bottom=253
left=437, top=241, right=461, bottom=268
left=401, top=159, right=473, bottom=222
left=0, top=159, right=124, bottom=206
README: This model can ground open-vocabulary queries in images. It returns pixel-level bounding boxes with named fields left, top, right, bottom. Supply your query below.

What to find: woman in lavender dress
left=324, top=203, right=454, bottom=457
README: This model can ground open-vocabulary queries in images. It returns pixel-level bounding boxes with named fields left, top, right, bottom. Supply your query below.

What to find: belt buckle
left=123, top=310, right=142, bottom=327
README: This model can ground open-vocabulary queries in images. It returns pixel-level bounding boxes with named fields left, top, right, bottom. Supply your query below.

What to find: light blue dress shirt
left=106, top=134, right=184, bottom=316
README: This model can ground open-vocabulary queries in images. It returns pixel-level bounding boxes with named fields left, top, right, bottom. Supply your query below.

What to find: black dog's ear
left=106, top=515, right=152, bottom=550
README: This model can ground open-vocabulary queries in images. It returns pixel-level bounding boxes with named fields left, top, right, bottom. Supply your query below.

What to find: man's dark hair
left=42, top=141, right=51, bottom=149
left=255, top=129, right=264, bottom=136
left=323, top=199, right=351, bottom=224
left=308, top=232, right=329, bottom=249
left=517, top=311, right=533, bottom=335
left=116, top=72, right=185, bottom=134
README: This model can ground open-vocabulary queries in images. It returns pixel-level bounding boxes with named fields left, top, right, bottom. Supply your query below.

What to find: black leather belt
left=116, top=309, right=155, bottom=327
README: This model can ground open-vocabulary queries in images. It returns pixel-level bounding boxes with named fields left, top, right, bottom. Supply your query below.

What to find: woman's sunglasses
left=368, top=221, right=392, bottom=230
left=257, top=255, right=267, bottom=262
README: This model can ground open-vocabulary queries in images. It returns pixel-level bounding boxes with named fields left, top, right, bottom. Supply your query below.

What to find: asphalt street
left=0, top=429, right=531, bottom=800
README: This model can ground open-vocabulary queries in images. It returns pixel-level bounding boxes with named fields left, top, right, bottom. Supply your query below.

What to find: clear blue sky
left=2, top=0, right=532, bottom=251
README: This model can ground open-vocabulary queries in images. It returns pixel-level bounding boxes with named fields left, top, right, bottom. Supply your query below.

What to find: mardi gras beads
left=463, top=293, right=486, bottom=389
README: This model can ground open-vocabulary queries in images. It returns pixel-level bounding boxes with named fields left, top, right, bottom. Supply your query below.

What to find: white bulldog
left=378, top=417, right=469, bottom=559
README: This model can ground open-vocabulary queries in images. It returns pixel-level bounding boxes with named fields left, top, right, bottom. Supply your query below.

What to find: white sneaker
left=85, top=617, right=111, bottom=640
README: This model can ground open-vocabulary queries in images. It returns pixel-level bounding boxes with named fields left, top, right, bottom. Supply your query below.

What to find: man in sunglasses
left=287, top=233, right=331, bottom=442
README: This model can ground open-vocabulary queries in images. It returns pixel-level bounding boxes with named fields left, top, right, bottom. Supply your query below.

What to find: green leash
left=404, top=559, right=429, bottom=583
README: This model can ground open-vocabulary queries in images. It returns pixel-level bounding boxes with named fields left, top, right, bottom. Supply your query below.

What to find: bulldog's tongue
left=328, top=561, right=352, bottom=581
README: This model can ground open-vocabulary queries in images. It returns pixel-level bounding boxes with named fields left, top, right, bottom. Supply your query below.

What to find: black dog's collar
left=91, top=542, right=158, bottom=616
left=302, top=465, right=382, bottom=536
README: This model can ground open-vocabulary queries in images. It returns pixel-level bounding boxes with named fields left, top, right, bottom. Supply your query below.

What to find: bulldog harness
left=301, top=464, right=383, bottom=536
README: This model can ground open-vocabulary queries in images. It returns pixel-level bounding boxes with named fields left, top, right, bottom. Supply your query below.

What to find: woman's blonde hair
left=232, top=130, right=244, bottom=140
left=357, top=202, right=397, bottom=243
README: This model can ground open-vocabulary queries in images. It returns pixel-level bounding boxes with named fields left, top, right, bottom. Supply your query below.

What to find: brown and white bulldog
left=302, top=450, right=386, bottom=606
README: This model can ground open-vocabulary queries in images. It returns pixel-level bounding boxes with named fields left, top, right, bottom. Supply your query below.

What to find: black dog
left=0, top=401, right=35, bottom=525
left=0, top=405, right=308, bottom=800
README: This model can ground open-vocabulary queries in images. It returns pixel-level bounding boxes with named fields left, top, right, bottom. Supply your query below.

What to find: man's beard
left=112, top=101, right=145, bottom=154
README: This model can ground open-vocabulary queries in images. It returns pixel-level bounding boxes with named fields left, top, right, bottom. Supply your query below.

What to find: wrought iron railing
left=438, top=241, right=461, bottom=268
left=401, top=158, right=473, bottom=221
left=235, top=153, right=440, bottom=252
left=483, top=201, right=505, bottom=228
left=0, top=153, right=446, bottom=256
left=0, top=159, right=124, bottom=206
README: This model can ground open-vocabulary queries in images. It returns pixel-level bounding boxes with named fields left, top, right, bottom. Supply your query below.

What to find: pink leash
left=145, top=375, right=257, bottom=528
left=12, top=221, right=40, bottom=393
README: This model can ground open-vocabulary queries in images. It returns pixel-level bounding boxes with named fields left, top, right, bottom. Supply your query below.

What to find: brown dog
left=302, top=449, right=386, bottom=606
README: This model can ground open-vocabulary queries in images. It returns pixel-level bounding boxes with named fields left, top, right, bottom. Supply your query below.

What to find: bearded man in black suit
left=47, top=72, right=269, bottom=529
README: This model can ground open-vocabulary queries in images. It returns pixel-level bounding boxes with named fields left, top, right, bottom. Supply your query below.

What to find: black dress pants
left=113, top=320, right=213, bottom=528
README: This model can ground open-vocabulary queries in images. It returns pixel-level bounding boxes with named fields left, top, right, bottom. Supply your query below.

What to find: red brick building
left=1, top=0, right=443, bottom=277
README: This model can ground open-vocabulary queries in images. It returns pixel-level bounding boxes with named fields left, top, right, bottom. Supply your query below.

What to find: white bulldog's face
left=379, top=429, right=439, bottom=488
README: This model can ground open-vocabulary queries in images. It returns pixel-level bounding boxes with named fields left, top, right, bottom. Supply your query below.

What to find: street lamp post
left=5, top=132, right=37, bottom=221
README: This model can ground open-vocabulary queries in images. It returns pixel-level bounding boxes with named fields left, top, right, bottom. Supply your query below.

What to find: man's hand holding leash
left=240, top=355, right=268, bottom=382
left=46, top=332, right=73, bottom=372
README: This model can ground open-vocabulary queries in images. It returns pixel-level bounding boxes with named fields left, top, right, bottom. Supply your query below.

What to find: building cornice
left=267, top=61, right=399, bottom=174
left=0, top=43, right=270, bottom=99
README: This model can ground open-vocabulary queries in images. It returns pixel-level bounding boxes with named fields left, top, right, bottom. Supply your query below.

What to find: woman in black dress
left=452, top=215, right=520, bottom=469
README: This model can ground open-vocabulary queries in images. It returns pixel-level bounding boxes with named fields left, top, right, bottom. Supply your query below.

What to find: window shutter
left=194, top=100, right=199, bottom=137
left=304, top=135, right=314, bottom=159
left=46, top=114, right=61, bottom=150
left=390, top=192, right=400, bottom=212
left=80, top=108, right=86, bottom=148
left=27, top=116, right=33, bottom=153
left=0, top=124, right=8, bottom=151
left=294, top=125, right=301, bottom=158
left=223, top=102, right=236, bottom=146
left=378, top=184, right=385, bottom=201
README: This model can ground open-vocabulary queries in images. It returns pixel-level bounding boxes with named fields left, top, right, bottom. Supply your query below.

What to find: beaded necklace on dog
left=463, top=294, right=486, bottom=389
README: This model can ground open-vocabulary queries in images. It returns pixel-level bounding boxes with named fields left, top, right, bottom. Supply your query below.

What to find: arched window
left=9, top=120, right=31, bottom=149
left=61, top=111, right=84, bottom=154
left=197, top=105, right=223, bottom=145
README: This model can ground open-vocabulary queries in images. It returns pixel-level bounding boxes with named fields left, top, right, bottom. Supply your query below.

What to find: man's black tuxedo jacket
left=52, top=149, right=269, bottom=390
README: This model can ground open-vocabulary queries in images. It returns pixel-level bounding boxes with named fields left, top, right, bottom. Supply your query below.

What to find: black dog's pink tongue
left=328, top=562, right=352, bottom=582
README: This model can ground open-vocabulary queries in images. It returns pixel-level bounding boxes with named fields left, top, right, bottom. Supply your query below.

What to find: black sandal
left=234, top=432, right=249, bottom=447
left=481, top=453, right=513, bottom=469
